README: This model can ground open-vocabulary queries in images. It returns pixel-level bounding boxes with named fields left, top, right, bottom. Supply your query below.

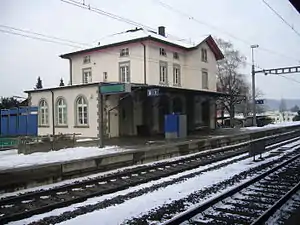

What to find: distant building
left=264, top=111, right=297, bottom=123
left=25, top=26, right=225, bottom=138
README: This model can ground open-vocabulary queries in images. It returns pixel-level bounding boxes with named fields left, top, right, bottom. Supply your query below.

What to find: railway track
left=163, top=151, right=300, bottom=225
left=0, top=131, right=299, bottom=224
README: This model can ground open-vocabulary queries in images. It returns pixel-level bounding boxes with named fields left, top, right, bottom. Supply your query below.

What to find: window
left=83, top=55, right=91, bottom=64
left=82, top=68, right=92, bottom=84
left=201, top=48, right=208, bottom=62
left=56, top=98, right=67, bottom=126
left=119, top=62, right=130, bottom=83
left=159, top=48, right=167, bottom=56
left=38, top=99, right=49, bottom=126
left=173, top=52, right=179, bottom=59
left=202, top=70, right=208, bottom=89
left=76, top=96, right=88, bottom=126
left=103, top=72, right=108, bottom=82
left=173, top=65, right=181, bottom=86
left=120, top=48, right=129, bottom=57
left=159, top=61, right=168, bottom=84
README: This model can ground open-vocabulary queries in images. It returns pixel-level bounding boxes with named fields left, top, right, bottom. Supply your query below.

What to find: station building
left=25, top=27, right=225, bottom=138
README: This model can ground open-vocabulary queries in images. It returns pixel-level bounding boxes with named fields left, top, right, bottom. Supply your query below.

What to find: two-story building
left=25, top=26, right=225, bottom=138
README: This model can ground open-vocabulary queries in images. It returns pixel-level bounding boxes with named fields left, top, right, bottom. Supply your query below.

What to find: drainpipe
left=50, top=90, right=55, bottom=149
left=140, top=42, right=147, bottom=84
left=69, top=58, right=73, bottom=85
left=140, top=42, right=147, bottom=133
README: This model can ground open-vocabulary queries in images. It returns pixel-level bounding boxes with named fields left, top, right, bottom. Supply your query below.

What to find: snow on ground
left=8, top=139, right=300, bottom=225
left=1, top=136, right=298, bottom=200
left=241, top=121, right=300, bottom=131
left=0, top=146, right=133, bottom=170
left=76, top=138, right=95, bottom=142
left=0, top=139, right=254, bottom=199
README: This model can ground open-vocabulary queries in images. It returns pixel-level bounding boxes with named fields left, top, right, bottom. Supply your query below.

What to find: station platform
left=0, top=124, right=297, bottom=192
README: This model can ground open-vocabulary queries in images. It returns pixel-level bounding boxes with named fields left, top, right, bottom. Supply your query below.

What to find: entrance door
left=202, top=100, right=210, bottom=127
left=119, top=95, right=134, bottom=136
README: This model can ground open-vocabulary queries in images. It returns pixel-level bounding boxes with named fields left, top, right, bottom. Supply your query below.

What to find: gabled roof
left=60, top=28, right=224, bottom=60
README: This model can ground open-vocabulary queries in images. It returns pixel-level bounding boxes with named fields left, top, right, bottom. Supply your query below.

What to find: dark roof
left=25, top=82, right=227, bottom=97
left=60, top=32, right=224, bottom=61
left=24, top=83, right=99, bottom=93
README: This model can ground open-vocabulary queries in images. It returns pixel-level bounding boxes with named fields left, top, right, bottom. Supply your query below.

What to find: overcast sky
left=1, top=0, right=300, bottom=99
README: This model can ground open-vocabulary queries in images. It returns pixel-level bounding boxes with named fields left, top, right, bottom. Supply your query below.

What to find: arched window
left=39, top=99, right=49, bottom=126
left=76, top=96, right=88, bottom=125
left=56, top=98, right=67, bottom=125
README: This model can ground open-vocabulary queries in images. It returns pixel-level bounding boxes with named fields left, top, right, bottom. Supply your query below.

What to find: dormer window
left=120, top=48, right=129, bottom=57
left=83, top=55, right=91, bottom=64
left=160, top=48, right=167, bottom=56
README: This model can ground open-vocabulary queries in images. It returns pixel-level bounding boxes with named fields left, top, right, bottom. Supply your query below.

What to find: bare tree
left=216, top=38, right=248, bottom=127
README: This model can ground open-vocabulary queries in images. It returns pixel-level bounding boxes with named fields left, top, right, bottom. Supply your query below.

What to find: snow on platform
left=0, top=146, right=132, bottom=171
left=241, top=121, right=300, bottom=131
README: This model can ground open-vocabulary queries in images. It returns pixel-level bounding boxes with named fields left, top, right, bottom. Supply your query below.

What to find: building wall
left=185, top=42, right=217, bottom=91
left=29, top=86, right=99, bottom=138
left=146, top=40, right=187, bottom=86
left=69, top=40, right=218, bottom=92
left=70, top=43, right=146, bottom=85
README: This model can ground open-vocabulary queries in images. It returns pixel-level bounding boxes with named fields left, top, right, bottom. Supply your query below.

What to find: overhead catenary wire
left=60, top=0, right=195, bottom=44
left=261, top=0, right=300, bottom=38
left=0, top=29, right=85, bottom=48
left=2, top=1, right=299, bottom=86
left=0, top=24, right=91, bottom=47
left=151, top=0, right=300, bottom=63
left=275, top=74, right=300, bottom=84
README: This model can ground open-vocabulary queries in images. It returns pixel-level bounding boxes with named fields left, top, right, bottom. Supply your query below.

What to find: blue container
left=164, top=114, right=178, bottom=133
left=0, top=107, right=38, bottom=137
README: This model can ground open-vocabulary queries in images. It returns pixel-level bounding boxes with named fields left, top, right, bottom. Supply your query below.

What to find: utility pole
left=251, top=44, right=259, bottom=126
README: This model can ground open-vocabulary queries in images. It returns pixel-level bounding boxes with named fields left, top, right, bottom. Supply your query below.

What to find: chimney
left=158, top=26, right=165, bottom=37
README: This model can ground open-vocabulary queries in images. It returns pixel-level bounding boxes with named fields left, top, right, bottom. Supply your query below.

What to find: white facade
left=29, top=85, right=99, bottom=137
left=27, top=27, right=223, bottom=138
left=66, top=29, right=219, bottom=92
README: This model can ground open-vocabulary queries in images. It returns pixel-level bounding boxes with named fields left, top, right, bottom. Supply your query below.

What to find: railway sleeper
left=247, top=187, right=287, bottom=196
left=203, top=212, right=249, bottom=224
left=224, top=201, right=268, bottom=211
left=253, top=184, right=291, bottom=192
left=213, top=206, right=259, bottom=218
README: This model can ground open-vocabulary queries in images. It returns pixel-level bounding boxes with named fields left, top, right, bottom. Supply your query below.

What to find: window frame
left=75, top=96, right=89, bottom=127
left=202, top=69, right=209, bottom=89
left=201, top=48, right=208, bottom=62
left=119, top=61, right=130, bottom=83
left=173, top=64, right=181, bottom=86
left=103, top=72, right=108, bottom=82
left=159, top=61, right=168, bottom=85
left=120, top=48, right=129, bottom=57
left=82, top=68, right=92, bottom=84
left=38, top=99, right=49, bottom=126
left=159, top=48, right=167, bottom=56
left=56, top=97, right=67, bottom=126
left=83, top=55, right=91, bottom=64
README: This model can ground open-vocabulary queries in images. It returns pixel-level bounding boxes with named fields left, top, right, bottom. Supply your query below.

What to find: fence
left=0, top=107, right=38, bottom=137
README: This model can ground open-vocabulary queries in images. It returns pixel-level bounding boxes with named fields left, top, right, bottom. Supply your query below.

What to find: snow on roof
left=97, top=28, right=204, bottom=49
left=60, top=28, right=214, bottom=58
